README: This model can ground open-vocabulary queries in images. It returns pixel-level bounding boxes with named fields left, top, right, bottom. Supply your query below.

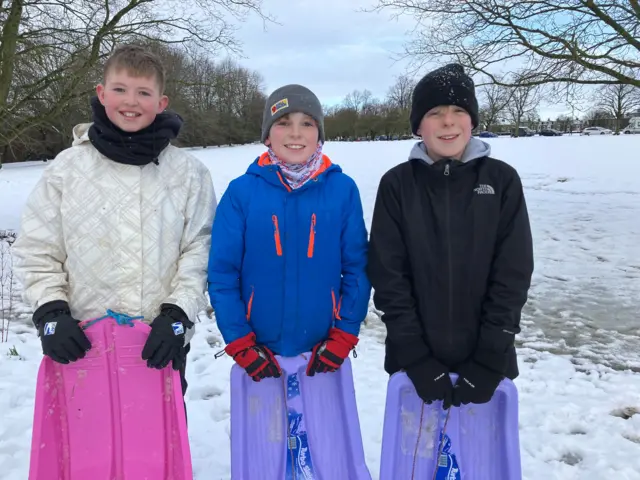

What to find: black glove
left=141, top=304, right=193, bottom=370
left=33, top=300, right=91, bottom=364
left=405, top=357, right=454, bottom=409
left=452, top=360, right=503, bottom=406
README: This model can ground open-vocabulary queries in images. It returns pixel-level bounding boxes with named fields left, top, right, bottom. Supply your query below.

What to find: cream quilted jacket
left=13, top=123, right=216, bottom=342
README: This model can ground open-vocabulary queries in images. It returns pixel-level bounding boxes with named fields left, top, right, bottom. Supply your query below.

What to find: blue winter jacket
left=208, top=152, right=371, bottom=356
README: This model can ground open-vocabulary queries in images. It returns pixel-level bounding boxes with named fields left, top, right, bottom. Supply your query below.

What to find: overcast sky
left=231, top=0, right=571, bottom=119
left=231, top=0, right=417, bottom=105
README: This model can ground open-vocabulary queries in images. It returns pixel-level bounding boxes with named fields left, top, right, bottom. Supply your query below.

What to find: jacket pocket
left=246, top=287, right=255, bottom=322
left=307, top=213, right=316, bottom=258
left=272, top=215, right=283, bottom=256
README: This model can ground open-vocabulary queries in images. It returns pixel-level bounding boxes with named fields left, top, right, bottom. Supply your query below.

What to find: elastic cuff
left=473, top=348, right=508, bottom=375
left=393, top=340, right=431, bottom=369
left=161, top=303, right=193, bottom=328
left=329, top=327, right=359, bottom=348
left=32, top=300, right=70, bottom=328
left=224, top=332, right=257, bottom=357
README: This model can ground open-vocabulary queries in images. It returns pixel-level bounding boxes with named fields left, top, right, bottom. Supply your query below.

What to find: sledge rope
left=411, top=403, right=426, bottom=480
left=431, top=409, right=451, bottom=480
left=82, top=310, right=143, bottom=330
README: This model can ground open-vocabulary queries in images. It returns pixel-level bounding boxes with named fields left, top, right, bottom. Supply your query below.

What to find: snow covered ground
left=1, top=135, right=640, bottom=479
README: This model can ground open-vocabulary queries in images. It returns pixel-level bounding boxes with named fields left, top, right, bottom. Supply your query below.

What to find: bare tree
left=595, top=84, right=640, bottom=133
left=373, top=1, right=640, bottom=89
left=478, top=81, right=512, bottom=131
left=0, top=40, right=266, bottom=160
left=167, top=54, right=265, bottom=147
left=554, top=114, right=573, bottom=133
left=584, top=108, right=612, bottom=128
left=0, top=231, right=16, bottom=343
left=386, top=74, right=415, bottom=110
left=360, top=90, right=376, bottom=114
left=0, top=0, right=268, bottom=167
left=508, top=82, right=541, bottom=135
left=343, top=90, right=366, bottom=113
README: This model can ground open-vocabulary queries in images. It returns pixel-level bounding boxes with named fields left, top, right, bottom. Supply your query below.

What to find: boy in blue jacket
left=208, top=84, right=371, bottom=380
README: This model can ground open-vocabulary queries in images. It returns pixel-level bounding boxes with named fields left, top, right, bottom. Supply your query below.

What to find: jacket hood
left=72, top=123, right=92, bottom=146
left=246, top=152, right=342, bottom=190
left=409, top=136, right=491, bottom=165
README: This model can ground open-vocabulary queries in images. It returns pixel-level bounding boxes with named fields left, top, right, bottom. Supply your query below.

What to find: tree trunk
left=0, top=0, right=24, bottom=115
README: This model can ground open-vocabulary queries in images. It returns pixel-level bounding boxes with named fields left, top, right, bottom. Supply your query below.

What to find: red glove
left=306, top=328, right=359, bottom=376
left=225, top=332, right=281, bottom=382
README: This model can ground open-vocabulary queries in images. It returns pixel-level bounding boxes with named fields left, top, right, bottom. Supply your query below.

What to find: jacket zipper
left=272, top=215, right=283, bottom=256
left=307, top=213, right=316, bottom=258
left=444, top=162, right=453, bottom=347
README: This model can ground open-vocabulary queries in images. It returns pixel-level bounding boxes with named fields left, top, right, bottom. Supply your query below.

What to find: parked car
left=540, top=129, right=563, bottom=136
left=477, top=131, right=498, bottom=138
left=581, top=126, right=612, bottom=135
left=622, top=117, right=640, bottom=134
left=511, top=127, right=535, bottom=137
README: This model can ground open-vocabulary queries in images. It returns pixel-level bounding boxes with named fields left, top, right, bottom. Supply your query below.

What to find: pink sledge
left=379, top=373, right=522, bottom=480
left=28, top=312, right=192, bottom=480
left=230, top=354, right=371, bottom=480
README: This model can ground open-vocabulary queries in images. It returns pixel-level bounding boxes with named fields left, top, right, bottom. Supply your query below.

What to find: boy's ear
left=157, top=94, right=169, bottom=113
left=264, top=138, right=271, bottom=146
left=96, top=84, right=106, bottom=104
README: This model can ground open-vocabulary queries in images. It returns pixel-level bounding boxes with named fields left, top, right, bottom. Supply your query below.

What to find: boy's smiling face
left=96, top=68, right=168, bottom=132
left=418, top=105, right=473, bottom=161
left=265, top=112, right=319, bottom=165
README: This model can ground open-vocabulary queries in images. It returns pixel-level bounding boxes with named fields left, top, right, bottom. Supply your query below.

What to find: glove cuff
left=328, top=327, right=359, bottom=349
left=160, top=303, right=194, bottom=329
left=473, top=349, right=508, bottom=375
left=406, top=355, right=448, bottom=374
left=393, top=339, right=432, bottom=369
left=33, top=300, right=70, bottom=328
left=405, top=356, right=450, bottom=384
left=224, top=332, right=257, bottom=357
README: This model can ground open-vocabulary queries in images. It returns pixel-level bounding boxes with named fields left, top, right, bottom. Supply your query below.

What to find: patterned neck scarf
left=267, top=142, right=324, bottom=190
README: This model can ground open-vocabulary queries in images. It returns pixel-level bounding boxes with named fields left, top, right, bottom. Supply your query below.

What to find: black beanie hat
left=410, top=63, right=479, bottom=134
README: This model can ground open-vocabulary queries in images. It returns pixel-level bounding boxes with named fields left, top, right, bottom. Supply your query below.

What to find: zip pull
left=352, top=348, right=358, bottom=359
left=307, top=213, right=316, bottom=258
left=272, top=215, right=283, bottom=256
left=444, top=163, right=450, bottom=176
left=214, top=349, right=227, bottom=359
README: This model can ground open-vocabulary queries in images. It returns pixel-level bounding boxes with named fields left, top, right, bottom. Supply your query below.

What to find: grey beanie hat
left=261, top=84, right=325, bottom=144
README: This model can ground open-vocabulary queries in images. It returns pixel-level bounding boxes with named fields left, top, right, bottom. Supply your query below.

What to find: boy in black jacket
left=368, top=64, right=534, bottom=408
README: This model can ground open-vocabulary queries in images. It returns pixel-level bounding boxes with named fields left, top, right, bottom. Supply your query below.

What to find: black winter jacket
left=368, top=140, right=534, bottom=379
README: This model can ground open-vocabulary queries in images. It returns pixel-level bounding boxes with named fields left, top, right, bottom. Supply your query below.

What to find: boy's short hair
left=103, top=45, right=166, bottom=93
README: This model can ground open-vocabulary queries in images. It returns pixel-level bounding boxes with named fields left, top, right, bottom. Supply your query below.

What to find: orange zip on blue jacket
left=207, top=152, right=371, bottom=356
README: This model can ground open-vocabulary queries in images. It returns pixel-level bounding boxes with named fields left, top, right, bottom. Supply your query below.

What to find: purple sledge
left=379, top=373, right=522, bottom=480
left=230, top=354, right=371, bottom=480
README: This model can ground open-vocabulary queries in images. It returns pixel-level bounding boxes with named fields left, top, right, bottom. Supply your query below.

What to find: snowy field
left=1, top=135, right=640, bottom=479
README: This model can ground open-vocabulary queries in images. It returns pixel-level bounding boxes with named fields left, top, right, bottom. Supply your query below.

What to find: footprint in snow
left=610, top=406, right=639, bottom=420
